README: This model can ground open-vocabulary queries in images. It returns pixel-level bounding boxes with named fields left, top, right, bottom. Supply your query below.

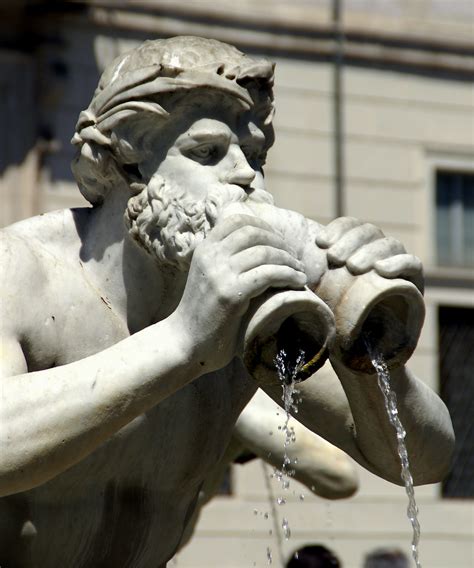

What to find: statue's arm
left=0, top=300, right=204, bottom=498
left=266, top=360, right=454, bottom=486
left=0, top=214, right=306, bottom=497
left=263, top=216, right=454, bottom=486
left=233, top=388, right=358, bottom=499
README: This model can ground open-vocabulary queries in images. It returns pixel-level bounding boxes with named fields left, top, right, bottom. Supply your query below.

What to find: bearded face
left=123, top=105, right=275, bottom=269
left=124, top=174, right=274, bottom=271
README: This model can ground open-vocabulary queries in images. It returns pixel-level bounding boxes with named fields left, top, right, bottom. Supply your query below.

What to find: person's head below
left=363, top=547, right=409, bottom=568
left=71, top=36, right=276, bottom=269
left=286, top=544, right=341, bottom=568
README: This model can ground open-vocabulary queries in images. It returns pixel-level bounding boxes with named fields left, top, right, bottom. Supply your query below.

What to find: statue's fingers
left=233, top=246, right=305, bottom=274
left=346, top=237, right=406, bottom=274
left=315, top=217, right=361, bottom=249
left=375, top=254, right=424, bottom=294
left=223, top=225, right=295, bottom=256
left=239, top=265, right=307, bottom=299
left=326, top=223, right=384, bottom=267
left=210, top=214, right=273, bottom=241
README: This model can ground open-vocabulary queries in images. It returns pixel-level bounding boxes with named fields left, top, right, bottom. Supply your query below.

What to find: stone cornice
left=85, top=2, right=474, bottom=80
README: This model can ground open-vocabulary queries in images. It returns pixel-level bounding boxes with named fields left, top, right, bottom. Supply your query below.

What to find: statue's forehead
left=158, top=94, right=263, bottom=137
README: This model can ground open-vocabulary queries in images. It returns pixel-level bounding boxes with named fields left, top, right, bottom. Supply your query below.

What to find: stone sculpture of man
left=0, top=37, right=454, bottom=567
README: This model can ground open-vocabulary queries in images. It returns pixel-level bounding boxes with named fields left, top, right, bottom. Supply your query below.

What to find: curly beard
left=124, top=174, right=273, bottom=271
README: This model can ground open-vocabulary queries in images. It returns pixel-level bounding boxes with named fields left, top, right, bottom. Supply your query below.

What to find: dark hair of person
left=286, top=544, right=341, bottom=568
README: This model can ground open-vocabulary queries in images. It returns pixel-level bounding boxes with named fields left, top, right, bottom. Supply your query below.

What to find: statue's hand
left=315, top=216, right=423, bottom=293
left=175, top=214, right=307, bottom=372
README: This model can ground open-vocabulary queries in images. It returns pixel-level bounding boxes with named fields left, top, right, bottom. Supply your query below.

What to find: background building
left=1, top=1, right=473, bottom=566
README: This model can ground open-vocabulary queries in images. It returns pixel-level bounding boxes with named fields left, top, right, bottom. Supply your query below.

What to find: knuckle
left=362, top=222, right=383, bottom=236
left=257, top=245, right=273, bottom=263
left=387, top=236, right=405, bottom=251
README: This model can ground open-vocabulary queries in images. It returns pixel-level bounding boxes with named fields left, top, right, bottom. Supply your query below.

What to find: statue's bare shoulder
left=2, top=206, right=82, bottom=267
left=0, top=208, right=109, bottom=373
left=1, top=217, right=53, bottom=338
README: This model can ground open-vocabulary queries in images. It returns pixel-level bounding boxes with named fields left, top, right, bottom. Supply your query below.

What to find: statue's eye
left=190, top=144, right=215, bottom=161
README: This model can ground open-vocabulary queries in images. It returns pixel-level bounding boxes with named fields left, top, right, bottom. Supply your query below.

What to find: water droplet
left=282, top=517, right=291, bottom=540
left=299, top=493, right=305, bottom=501
left=266, top=547, right=273, bottom=564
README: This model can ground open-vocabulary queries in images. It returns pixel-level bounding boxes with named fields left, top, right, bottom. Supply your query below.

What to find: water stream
left=264, top=341, right=421, bottom=567
left=366, top=341, right=422, bottom=568
left=251, top=348, right=306, bottom=565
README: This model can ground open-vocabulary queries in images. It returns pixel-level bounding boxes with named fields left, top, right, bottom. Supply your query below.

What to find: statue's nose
left=225, top=147, right=256, bottom=189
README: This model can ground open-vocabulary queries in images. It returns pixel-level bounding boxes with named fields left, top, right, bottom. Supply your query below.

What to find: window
left=439, top=306, right=474, bottom=498
left=436, top=170, right=474, bottom=268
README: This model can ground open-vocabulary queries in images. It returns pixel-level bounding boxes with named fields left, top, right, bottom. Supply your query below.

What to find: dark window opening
left=439, top=306, right=474, bottom=498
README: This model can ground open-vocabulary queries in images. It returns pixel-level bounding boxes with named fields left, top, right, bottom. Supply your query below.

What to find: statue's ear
left=120, top=162, right=147, bottom=194
left=110, top=129, right=148, bottom=194
left=122, top=162, right=142, bottom=180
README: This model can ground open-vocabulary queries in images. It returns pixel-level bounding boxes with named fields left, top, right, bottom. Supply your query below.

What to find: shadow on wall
left=0, top=14, right=160, bottom=228
left=0, top=2, right=103, bottom=225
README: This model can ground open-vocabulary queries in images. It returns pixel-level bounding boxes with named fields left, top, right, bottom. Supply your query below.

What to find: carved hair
left=71, top=36, right=275, bottom=205
left=125, top=173, right=274, bottom=271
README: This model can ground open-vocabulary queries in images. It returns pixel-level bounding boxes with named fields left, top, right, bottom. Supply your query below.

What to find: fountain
left=223, top=200, right=426, bottom=385
left=0, top=36, right=454, bottom=568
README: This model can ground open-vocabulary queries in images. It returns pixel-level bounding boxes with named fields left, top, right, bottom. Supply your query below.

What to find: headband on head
left=72, top=40, right=275, bottom=149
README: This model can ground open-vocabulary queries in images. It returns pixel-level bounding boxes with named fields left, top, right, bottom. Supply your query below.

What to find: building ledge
left=425, top=266, right=474, bottom=289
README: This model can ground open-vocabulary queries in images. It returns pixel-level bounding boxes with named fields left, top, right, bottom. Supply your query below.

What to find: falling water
left=367, top=341, right=422, bottom=568
left=272, top=349, right=305, bottom=541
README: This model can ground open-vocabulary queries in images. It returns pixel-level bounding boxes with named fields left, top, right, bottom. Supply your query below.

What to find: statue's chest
left=106, top=370, right=247, bottom=485
left=34, top=364, right=254, bottom=500
left=23, top=291, right=129, bottom=372
left=23, top=279, right=255, bottom=495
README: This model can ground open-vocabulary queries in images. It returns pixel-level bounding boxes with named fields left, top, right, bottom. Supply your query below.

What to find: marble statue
left=177, top=387, right=359, bottom=551
left=0, top=36, right=454, bottom=567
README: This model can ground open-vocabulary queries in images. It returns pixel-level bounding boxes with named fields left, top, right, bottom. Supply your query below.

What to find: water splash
left=367, top=343, right=422, bottom=568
